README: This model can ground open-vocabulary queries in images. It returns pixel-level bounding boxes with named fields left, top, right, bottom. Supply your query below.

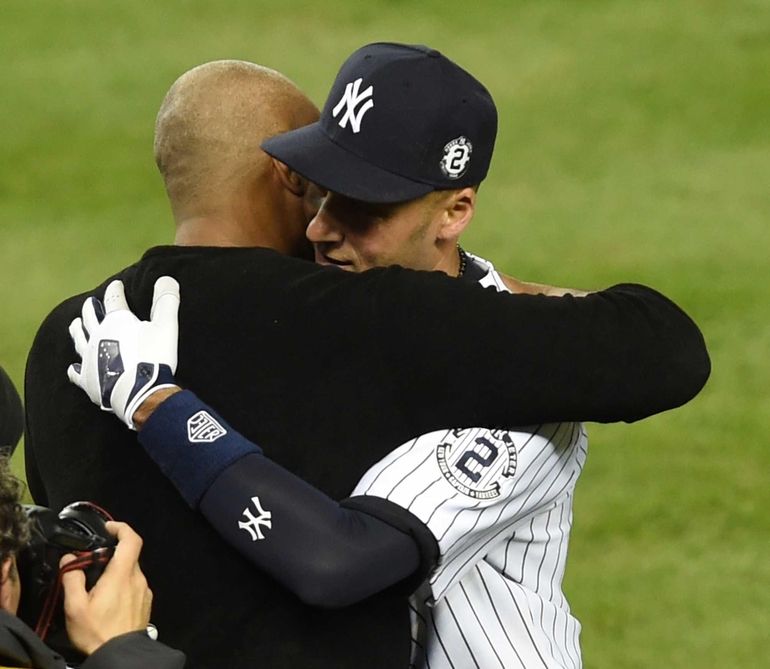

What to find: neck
left=174, top=215, right=267, bottom=247
left=171, top=181, right=283, bottom=249
left=432, top=242, right=464, bottom=277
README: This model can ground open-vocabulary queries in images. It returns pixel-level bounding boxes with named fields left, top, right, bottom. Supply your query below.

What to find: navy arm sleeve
left=139, top=391, right=437, bottom=608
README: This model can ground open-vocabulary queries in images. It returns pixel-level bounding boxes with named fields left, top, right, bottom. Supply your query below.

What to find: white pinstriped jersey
left=352, top=254, right=588, bottom=668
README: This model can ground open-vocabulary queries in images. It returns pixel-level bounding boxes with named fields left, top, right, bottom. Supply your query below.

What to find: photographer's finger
left=60, top=555, right=88, bottom=611
left=103, top=521, right=143, bottom=573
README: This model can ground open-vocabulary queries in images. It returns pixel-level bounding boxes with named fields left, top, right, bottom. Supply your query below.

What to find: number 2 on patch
left=455, top=437, right=499, bottom=483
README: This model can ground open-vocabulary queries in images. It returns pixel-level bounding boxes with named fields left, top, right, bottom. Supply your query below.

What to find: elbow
left=689, top=344, right=711, bottom=399
left=293, top=561, right=367, bottom=609
left=655, top=297, right=712, bottom=411
left=673, top=326, right=711, bottom=407
left=632, top=327, right=711, bottom=423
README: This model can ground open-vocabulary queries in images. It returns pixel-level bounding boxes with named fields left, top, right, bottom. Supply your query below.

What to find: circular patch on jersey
left=436, top=428, right=517, bottom=499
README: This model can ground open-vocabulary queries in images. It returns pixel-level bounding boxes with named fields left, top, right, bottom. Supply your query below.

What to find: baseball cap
left=0, top=366, right=23, bottom=452
left=262, top=42, right=498, bottom=203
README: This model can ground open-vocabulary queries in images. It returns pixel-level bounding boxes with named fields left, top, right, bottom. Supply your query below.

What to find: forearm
left=200, top=454, right=422, bottom=607
left=138, top=391, right=427, bottom=607
left=376, top=273, right=710, bottom=426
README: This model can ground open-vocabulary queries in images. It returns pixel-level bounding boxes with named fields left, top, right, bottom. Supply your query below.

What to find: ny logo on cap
left=332, top=78, right=374, bottom=134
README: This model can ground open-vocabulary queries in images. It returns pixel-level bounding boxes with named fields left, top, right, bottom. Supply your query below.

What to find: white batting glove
left=67, top=277, right=180, bottom=430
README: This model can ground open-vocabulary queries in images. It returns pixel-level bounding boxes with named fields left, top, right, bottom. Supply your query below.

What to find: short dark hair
left=0, top=456, right=29, bottom=563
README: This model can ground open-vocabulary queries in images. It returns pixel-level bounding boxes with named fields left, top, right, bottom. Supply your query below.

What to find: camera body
left=16, top=501, right=116, bottom=653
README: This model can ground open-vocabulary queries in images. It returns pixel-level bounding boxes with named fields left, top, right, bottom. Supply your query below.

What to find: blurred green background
left=2, top=1, right=768, bottom=666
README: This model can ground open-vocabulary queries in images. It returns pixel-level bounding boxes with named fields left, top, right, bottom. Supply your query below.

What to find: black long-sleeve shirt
left=0, top=610, right=185, bottom=669
left=24, top=245, right=709, bottom=669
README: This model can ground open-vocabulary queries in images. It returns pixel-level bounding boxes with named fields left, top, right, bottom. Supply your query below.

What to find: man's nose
left=303, top=182, right=327, bottom=222
left=306, top=203, right=344, bottom=243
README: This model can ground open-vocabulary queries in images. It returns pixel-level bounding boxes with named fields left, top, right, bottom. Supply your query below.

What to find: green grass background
left=2, top=1, right=768, bottom=666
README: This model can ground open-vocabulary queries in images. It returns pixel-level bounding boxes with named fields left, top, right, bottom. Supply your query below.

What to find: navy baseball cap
left=262, top=42, right=498, bottom=203
left=0, top=366, right=23, bottom=452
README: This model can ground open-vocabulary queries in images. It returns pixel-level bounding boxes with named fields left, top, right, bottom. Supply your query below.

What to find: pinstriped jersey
left=351, top=254, right=588, bottom=668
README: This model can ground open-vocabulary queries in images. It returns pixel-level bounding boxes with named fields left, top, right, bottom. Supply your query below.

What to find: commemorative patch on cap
left=440, top=136, right=473, bottom=179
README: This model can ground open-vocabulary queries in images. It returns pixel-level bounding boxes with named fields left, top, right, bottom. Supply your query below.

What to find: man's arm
left=66, top=280, right=434, bottom=608
left=135, top=389, right=435, bottom=608
left=367, top=270, right=710, bottom=427
left=64, top=276, right=709, bottom=609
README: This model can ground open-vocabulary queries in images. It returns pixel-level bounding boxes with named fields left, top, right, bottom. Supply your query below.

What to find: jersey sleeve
left=350, top=422, right=587, bottom=603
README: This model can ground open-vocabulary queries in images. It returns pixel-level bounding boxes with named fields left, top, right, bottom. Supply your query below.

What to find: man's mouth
left=316, top=252, right=353, bottom=269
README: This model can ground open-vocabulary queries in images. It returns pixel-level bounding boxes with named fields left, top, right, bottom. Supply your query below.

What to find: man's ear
left=436, top=187, right=476, bottom=241
left=272, top=157, right=308, bottom=197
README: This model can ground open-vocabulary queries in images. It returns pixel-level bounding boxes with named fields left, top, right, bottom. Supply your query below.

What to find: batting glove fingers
left=67, top=277, right=180, bottom=430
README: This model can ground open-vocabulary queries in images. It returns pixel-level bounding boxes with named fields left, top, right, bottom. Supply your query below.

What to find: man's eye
left=357, top=202, right=395, bottom=219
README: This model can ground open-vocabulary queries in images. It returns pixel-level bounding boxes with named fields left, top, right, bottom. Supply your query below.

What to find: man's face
left=0, top=555, right=21, bottom=615
left=306, top=191, right=448, bottom=273
left=281, top=179, right=328, bottom=261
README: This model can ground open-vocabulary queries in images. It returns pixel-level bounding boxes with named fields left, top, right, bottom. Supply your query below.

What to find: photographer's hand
left=67, top=277, right=180, bottom=430
left=61, top=521, right=153, bottom=656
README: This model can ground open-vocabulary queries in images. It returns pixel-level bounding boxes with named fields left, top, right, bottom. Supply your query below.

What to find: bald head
left=154, top=60, right=318, bottom=223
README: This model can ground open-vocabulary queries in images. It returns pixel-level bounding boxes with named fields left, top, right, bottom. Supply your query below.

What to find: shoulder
left=466, top=251, right=589, bottom=297
left=32, top=254, right=146, bottom=340
left=0, top=610, right=66, bottom=668
left=465, top=251, right=511, bottom=294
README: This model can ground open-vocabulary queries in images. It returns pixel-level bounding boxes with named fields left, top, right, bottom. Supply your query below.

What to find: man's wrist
left=133, top=386, right=183, bottom=430
left=137, top=390, right=261, bottom=508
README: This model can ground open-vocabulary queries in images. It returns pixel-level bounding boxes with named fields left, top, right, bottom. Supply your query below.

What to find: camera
left=16, top=501, right=116, bottom=653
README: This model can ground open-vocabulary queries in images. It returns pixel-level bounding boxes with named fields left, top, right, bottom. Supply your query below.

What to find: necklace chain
left=457, top=244, right=468, bottom=277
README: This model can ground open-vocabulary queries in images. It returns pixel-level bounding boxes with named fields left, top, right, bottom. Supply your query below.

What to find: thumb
left=66, top=363, right=83, bottom=388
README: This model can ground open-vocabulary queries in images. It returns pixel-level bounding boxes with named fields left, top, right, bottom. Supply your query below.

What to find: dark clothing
left=138, top=390, right=436, bottom=607
left=0, top=610, right=185, bottom=669
left=25, top=246, right=709, bottom=669
left=0, top=366, right=23, bottom=451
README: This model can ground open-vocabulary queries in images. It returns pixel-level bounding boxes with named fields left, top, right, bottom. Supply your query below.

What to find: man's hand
left=67, top=277, right=180, bottom=430
left=61, top=521, right=153, bottom=656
